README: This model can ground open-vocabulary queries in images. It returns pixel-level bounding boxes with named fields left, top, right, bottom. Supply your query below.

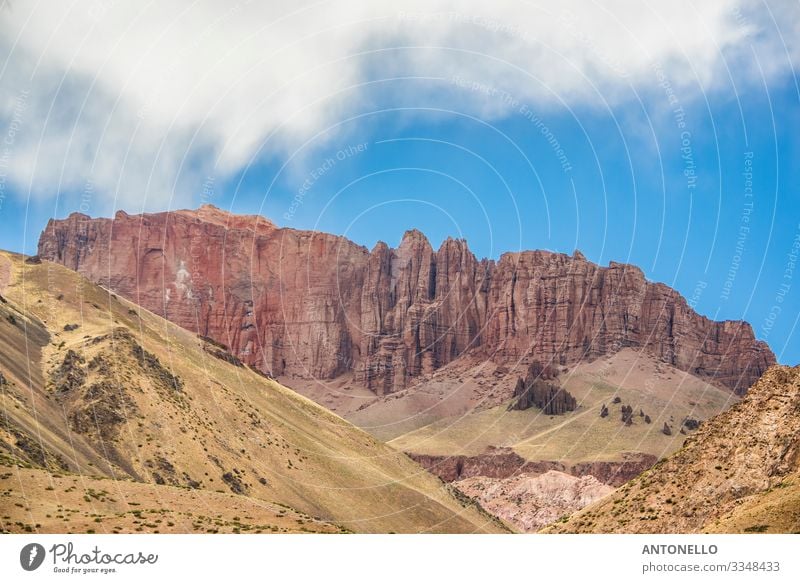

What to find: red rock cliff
left=37, top=205, right=775, bottom=394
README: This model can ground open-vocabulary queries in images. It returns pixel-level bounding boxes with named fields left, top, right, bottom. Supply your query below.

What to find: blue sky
left=1, top=1, right=799, bottom=363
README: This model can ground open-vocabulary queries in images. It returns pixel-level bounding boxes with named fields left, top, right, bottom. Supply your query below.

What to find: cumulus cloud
left=0, top=0, right=796, bottom=211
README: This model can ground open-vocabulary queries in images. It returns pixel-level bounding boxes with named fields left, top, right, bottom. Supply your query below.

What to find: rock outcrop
left=456, top=470, right=614, bottom=532
left=408, top=448, right=657, bottom=487
left=507, top=361, right=577, bottom=413
left=38, top=205, right=775, bottom=395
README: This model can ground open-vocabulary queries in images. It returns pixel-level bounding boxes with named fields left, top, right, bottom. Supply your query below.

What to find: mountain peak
left=177, top=204, right=276, bottom=232
left=400, top=228, right=430, bottom=245
left=397, top=229, right=433, bottom=256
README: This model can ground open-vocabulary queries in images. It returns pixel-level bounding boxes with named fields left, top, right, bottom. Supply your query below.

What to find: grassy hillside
left=385, top=350, right=735, bottom=464
left=0, top=251, right=508, bottom=534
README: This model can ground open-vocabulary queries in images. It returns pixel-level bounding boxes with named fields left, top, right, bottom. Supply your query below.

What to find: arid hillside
left=544, top=365, right=800, bottom=533
left=0, top=251, right=508, bottom=534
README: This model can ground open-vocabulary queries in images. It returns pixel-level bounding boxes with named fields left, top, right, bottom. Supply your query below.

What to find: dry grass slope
left=1, top=467, right=344, bottom=534
left=386, top=350, right=735, bottom=465
left=0, top=251, right=509, bottom=534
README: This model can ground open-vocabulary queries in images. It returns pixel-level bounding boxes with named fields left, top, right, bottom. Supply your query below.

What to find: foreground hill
left=38, top=205, right=773, bottom=396
left=0, top=251, right=507, bottom=534
left=544, top=365, right=800, bottom=533
left=1, top=468, right=344, bottom=534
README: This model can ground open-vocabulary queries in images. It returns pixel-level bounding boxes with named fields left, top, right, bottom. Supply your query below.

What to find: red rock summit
left=38, top=205, right=774, bottom=395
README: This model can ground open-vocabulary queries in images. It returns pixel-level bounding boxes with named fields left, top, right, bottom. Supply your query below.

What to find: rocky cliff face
left=38, top=205, right=775, bottom=394
left=408, top=449, right=657, bottom=487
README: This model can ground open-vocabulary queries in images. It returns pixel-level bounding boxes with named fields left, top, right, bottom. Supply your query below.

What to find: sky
left=0, top=1, right=799, bottom=363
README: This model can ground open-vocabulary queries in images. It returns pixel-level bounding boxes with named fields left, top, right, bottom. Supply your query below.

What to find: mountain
left=38, top=205, right=774, bottom=398
left=544, top=365, right=800, bottom=533
left=33, top=205, right=778, bottom=532
left=0, top=250, right=508, bottom=534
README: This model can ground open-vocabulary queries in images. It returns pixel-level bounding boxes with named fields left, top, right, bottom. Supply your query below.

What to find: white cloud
left=0, top=0, right=796, bottom=212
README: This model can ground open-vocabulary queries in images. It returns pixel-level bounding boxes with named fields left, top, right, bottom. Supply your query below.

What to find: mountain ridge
left=38, top=205, right=774, bottom=396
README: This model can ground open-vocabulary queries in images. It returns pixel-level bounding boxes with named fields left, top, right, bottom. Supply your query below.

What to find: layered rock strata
left=38, top=205, right=775, bottom=395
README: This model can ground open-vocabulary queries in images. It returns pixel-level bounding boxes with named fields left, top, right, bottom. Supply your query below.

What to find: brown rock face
left=507, top=361, right=577, bottom=414
left=407, top=448, right=657, bottom=487
left=38, top=205, right=775, bottom=395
